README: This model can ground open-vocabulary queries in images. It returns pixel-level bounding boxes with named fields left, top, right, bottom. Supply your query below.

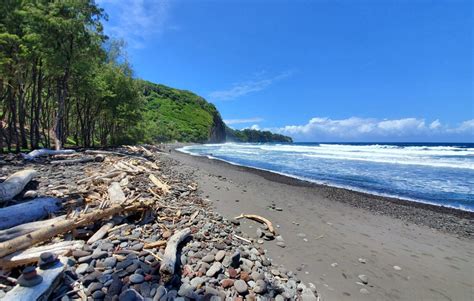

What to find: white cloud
left=224, top=117, right=263, bottom=125
left=249, top=124, right=261, bottom=130
left=97, top=0, right=173, bottom=49
left=209, top=71, right=293, bottom=101
left=271, top=117, right=474, bottom=141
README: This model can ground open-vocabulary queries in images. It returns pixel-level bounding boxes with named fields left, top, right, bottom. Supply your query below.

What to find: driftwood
left=0, top=216, right=65, bottom=242
left=159, top=228, right=191, bottom=281
left=87, top=185, right=125, bottom=244
left=23, top=148, right=75, bottom=160
left=0, top=169, right=37, bottom=202
left=3, top=256, right=68, bottom=301
left=144, top=240, right=166, bottom=249
left=50, top=155, right=104, bottom=165
left=0, top=201, right=150, bottom=258
left=0, top=198, right=61, bottom=230
left=149, top=174, right=170, bottom=194
left=235, top=214, right=276, bottom=235
left=0, top=240, right=84, bottom=269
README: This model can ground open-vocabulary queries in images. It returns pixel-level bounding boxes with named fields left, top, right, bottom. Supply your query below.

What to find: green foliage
left=138, top=80, right=224, bottom=143
left=226, top=127, right=293, bottom=143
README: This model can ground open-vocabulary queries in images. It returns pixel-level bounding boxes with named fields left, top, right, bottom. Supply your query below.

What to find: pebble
left=206, top=262, right=222, bottom=277
left=276, top=241, right=286, bottom=248
left=130, top=273, right=145, bottom=284
left=215, top=250, right=226, bottom=262
left=119, top=288, right=144, bottom=301
left=358, top=274, right=369, bottom=284
left=104, top=257, right=117, bottom=268
left=234, top=279, right=249, bottom=295
left=358, top=258, right=367, bottom=264
left=75, top=263, right=89, bottom=274
left=331, top=262, right=338, bottom=268
left=254, top=279, right=267, bottom=294
left=393, top=265, right=402, bottom=271
left=201, top=254, right=215, bottom=263
left=92, top=290, right=105, bottom=299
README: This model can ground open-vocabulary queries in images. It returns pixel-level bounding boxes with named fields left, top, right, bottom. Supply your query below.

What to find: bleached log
left=144, top=240, right=166, bottom=249
left=0, top=240, right=84, bottom=269
left=3, top=256, right=68, bottom=301
left=50, top=156, right=99, bottom=165
left=0, top=201, right=150, bottom=258
left=159, top=228, right=191, bottom=281
left=235, top=214, right=276, bottom=235
left=149, top=174, right=170, bottom=194
left=87, top=221, right=115, bottom=245
left=23, top=148, right=75, bottom=160
left=0, top=169, right=37, bottom=202
left=0, top=198, right=61, bottom=230
left=86, top=182, right=126, bottom=245
left=0, top=216, right=65, bottom=242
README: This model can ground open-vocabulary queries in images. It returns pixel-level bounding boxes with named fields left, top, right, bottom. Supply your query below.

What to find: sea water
left=178, top=142, right=474, bottom=211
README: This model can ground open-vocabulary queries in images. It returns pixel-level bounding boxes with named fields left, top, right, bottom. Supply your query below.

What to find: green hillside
left=139, top=80, right=226, bottom=143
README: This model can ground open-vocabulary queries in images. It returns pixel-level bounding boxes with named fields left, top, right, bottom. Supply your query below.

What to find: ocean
left=178, top=142, right=474, bottom=211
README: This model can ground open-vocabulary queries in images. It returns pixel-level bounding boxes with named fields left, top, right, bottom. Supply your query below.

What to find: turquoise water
left=178, top=142, right=474, bottom=211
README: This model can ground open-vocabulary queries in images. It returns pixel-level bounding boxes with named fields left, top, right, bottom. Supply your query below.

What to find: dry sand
left=166, top=148, right=474, bottom=301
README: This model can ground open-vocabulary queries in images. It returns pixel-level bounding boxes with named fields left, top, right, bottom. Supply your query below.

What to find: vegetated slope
left=139, top=80, right=226, bottom=143
left=226, top=126, right=293, bottom=143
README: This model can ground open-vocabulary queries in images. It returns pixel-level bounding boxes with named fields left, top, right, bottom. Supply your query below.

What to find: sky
left=97, top=0, right=473, bottom=142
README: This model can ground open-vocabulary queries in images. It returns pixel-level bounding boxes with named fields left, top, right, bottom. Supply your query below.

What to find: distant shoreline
left=168, top=144, right=473, bottom=238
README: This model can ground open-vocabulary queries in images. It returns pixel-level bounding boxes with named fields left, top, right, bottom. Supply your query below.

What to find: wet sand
left=165, top=148, right=474, bottom=301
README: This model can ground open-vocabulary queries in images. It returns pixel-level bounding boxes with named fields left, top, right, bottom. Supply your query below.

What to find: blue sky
left=98, top=0, right=473, bottom=142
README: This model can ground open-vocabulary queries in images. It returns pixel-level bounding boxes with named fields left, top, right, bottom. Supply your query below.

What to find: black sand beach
left=166, top=147, right=474, bottom=301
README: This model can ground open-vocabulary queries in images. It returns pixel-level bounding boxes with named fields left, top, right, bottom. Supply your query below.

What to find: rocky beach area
left=0, top=146, right=318, bottom=301
left=165, top=146, right=474, bottom=301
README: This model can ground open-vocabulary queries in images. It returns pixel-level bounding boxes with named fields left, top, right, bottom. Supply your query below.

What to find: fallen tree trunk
left=3, top=256, right=68, bottom=301
left=0, top=240, right=84, bottom=269
left=235, top=214, right=276, bottom=235
left=50, top=156, right=102, bottom=165
left=0, top=215, right=65, bottom=242
left=23, top=148, right=75, bottom=160
left=0, top=169, right=37, bottom=202
left=0, top=198, right=61, bottom=230
left=0, top=201, right=150, bottom=258
left=159, top=228, right=191, bottom=282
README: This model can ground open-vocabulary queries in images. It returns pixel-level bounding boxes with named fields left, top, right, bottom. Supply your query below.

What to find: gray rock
left=358, top=274, right=368, bottom=284
left=253, top=279, right=267, bottom=294
left=152, top=286, right=166, bottom=301
left=104, top=257, right=117, bottom=268
left=201, top=254, right=215, bottom=263
left=276, top=241, right=286, bottom=248
left=206, top=262, right=222, bottom=277
left=233, top=279, right=248, bottom=295
left=76, top=263, right=89, bottom=274
left=87, top=282, right=103, bottom=294
left=119, top=288, right=144, bottom=301
left=190, top=276, right=205, bottom=289
left=130, top=273, right=145, bottom=284
left=92, top=250, right=108, bottom=260
left=215, top=250, right=226, bottom=262
left=301, top=288, right=318, bottom=300
left=131, top=243, right=144, bottom=251
left=92, top=290, right=105, bottom=299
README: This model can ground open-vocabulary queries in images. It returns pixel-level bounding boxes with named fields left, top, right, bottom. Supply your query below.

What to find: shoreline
left=163, top=146, right=474, bottom=300
left=171, top=146, right=473, bottom=238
